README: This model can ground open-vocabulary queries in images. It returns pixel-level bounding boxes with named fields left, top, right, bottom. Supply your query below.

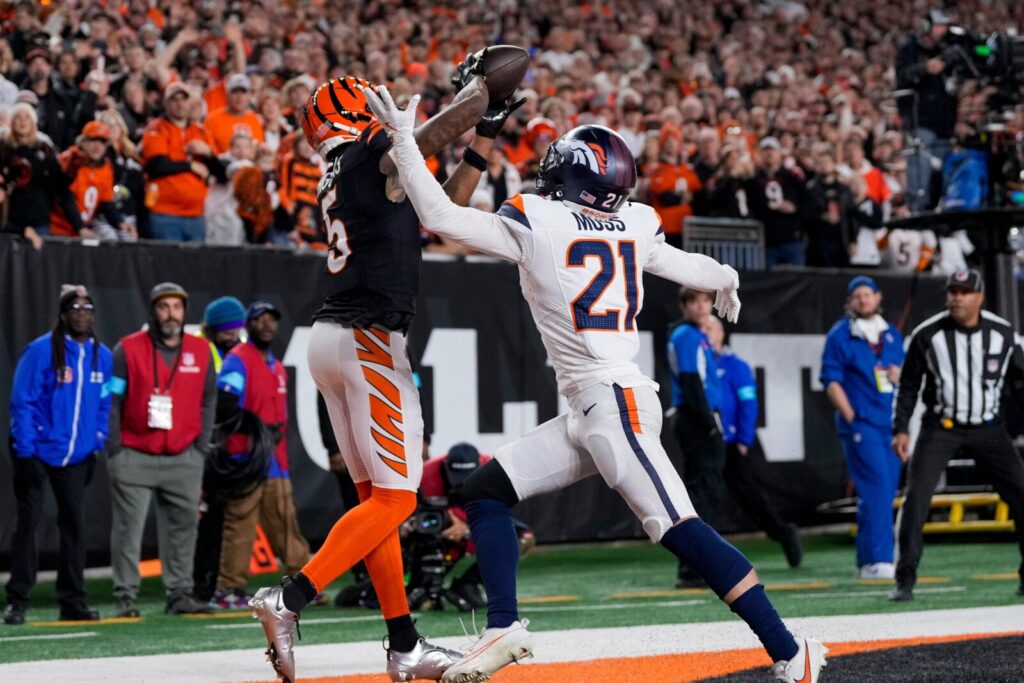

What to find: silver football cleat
left=250, top=586, right=299, bottom=683
left=387, top=637, right=463, bottom=682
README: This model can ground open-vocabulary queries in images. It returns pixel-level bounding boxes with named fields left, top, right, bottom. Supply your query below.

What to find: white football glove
left=714, top=264, right=741, bottom=323
left=359, top=84, right=420, bottom=146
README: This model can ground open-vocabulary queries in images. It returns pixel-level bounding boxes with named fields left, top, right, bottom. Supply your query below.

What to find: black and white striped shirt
left=893, top=310, right=1024, bottom=432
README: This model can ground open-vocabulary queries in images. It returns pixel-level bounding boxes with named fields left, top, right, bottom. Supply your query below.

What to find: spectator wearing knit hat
left=106, top=283, right=217, bottom=617
left=192, top=294, right=247, bottom=602
left=200, top=296, right=247, bottom=372
left=5, top=285, right=111, bottom=625
left=1, top=101, right=82, bottom=250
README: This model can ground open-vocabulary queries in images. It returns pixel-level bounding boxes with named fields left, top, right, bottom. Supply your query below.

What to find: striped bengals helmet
left=300, top=76, right=376, bottom=158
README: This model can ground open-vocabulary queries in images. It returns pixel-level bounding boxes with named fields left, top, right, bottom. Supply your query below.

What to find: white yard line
left=1, top=605, right=1022, bottom=682
left=790, top=586, right=966, bottom=599
left=0, top=632, right=98, bottom=643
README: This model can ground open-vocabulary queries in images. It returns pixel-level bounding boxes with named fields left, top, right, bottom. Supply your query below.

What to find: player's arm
left=440, top=95, right=527, bottom=205
left=376, top=77, right=488, bottom=180
left=363, top=85, right=529, bottom=263
left=646, top=238, right=741, bottom=322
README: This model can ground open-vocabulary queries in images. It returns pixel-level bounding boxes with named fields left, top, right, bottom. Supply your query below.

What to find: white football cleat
left=441, top=619, right=534, bottom=683
left=857, top=562, right=896, bottom=580
left=772, top=637, right=828, bottom=683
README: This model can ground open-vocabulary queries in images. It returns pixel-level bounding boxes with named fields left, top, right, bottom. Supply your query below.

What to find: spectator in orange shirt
left=140, top=83, right=225, bottom=241
left=647, top=126, right=702, bottom=245
left=51, top=121, right=135, bottom=241
left=205, top=74, right=265, bottom=156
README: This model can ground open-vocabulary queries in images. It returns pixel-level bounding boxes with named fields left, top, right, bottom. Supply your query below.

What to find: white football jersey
left=496, top=194, right=664, bottom=394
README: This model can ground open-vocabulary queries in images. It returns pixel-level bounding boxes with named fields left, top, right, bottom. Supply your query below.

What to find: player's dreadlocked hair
left=52, top=285, right=100, bottom=384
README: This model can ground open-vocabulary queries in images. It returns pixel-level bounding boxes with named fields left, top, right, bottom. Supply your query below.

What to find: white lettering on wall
left=730, top=334, right=826, bottom=462
left=283, top=326, right=330, bottom=471
left=422, top=328, right=538, bottom=455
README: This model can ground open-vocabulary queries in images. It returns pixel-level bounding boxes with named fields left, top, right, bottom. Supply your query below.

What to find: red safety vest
left=120, top=330, right=210, bottom=455
left=226, top=342, right=289, bottom=473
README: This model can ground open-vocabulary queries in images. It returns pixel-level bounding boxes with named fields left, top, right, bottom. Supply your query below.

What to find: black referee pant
left=895, top=421, right=1024, bottom=586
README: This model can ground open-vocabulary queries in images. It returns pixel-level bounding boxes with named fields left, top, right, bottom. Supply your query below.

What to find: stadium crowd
left=0, top=0, right=1019, bottom=263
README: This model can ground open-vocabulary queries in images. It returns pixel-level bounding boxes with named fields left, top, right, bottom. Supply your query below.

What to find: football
left=479, top=45, right=530, bottom=102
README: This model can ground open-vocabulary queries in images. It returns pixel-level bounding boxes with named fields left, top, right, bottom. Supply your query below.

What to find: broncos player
left=249, top=63, right=524, bottom=683
left=362, top=86, right=828, bottom=683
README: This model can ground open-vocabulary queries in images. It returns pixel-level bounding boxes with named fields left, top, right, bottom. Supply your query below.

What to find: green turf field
left=1, top=534, right=1020, bottom=664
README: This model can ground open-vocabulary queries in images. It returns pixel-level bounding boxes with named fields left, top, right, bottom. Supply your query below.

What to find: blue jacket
left=667, top=322, right=722, bottom=419
left=10, top=332, right=113, bottom=466
left=717, top=350, right=758, bottom=446
left=820, top=317, right=905, bottom=435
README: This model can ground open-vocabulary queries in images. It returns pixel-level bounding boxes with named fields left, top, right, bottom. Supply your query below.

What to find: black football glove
left=476, top=94, right=527, bottom=139
left=451, top=47, right=488, bottom=93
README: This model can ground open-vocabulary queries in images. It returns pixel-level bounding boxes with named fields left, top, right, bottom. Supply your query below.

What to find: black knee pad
left=460, top=459, right=520, bottom=507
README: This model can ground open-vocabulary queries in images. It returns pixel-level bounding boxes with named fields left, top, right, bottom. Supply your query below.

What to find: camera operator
left=896, top=9, right=957, bottom=212
left=406, top=443, right=534, bottom=612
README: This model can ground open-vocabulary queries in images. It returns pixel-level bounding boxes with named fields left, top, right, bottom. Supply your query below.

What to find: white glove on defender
left=714, top=265, right=741, bottom=323
left=360, top=84, right=419, bottom=146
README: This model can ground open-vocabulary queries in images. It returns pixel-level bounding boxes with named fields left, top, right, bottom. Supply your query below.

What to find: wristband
left=462, top=146, right=488, bottom=172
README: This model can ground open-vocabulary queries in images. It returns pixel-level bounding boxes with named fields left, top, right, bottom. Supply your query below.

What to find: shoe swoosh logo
left=583, top=403, right=597, bottom=416
left=796, top=641, right=812, bottom=683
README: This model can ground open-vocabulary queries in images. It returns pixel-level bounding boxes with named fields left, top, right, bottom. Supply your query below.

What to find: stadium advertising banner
left=0, top=238, right=948, bottom=564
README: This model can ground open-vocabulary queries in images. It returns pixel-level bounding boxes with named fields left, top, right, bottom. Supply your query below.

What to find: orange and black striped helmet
left=300, top=76, right=375, bottom=158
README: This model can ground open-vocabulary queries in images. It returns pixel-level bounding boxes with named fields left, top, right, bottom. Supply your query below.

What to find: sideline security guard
left=821, top=276, right=905, bottom=579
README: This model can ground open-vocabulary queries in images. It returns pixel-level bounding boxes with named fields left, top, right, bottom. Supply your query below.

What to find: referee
left=890, top=269, right=1024, bottom=601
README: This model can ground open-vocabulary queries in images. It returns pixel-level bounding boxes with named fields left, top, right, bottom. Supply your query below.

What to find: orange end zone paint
left=295, top=630, right=1024, bottom=683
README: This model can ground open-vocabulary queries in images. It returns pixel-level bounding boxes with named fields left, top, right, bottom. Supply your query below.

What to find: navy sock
left=730, top=585, right=798, bottom=663
left=385, top=614, right=420, bottom=652
left=465, top=499, right=520, bottom=628
left=661, top=518, right=797, bottom=663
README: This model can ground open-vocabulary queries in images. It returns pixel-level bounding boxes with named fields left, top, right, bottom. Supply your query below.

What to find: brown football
left=480, top=45, right=530, bottom=103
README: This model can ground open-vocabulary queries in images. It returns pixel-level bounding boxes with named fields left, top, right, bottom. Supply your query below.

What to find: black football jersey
left=313, top=123, right=422, bottom=331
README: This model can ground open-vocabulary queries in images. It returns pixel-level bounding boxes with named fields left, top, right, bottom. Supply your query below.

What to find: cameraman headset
left=896, top=8, right=956, bottom=212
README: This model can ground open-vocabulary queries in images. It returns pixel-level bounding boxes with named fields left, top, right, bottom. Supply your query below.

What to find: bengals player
left=250, top=60, right=526, bottom=683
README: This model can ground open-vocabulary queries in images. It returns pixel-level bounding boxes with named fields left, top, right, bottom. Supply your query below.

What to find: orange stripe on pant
left=354, top=328, right=394, bottom=369
left=622, top=387, right=642, bottom=434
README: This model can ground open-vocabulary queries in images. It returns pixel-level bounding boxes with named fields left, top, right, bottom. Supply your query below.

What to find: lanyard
left=151, top=339, right=183, bottom=393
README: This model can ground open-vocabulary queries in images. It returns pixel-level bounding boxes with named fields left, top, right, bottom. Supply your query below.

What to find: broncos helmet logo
left=563, top=139, right=610, bottom=176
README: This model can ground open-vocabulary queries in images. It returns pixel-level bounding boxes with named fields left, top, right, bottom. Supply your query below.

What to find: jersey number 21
left=567, top=239, right=639, bottom=333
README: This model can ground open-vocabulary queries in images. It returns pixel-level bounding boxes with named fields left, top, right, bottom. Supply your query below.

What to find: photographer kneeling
left=409, top=443, right=534, bottom=613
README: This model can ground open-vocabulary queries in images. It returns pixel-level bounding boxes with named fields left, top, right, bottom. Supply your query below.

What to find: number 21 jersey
left=498, top=193, right=664, bottom=395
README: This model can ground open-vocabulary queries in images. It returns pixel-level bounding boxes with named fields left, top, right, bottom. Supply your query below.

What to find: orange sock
left=301, top=484, right=416, bottom=599
left=351, top=482, right=412, bottom=619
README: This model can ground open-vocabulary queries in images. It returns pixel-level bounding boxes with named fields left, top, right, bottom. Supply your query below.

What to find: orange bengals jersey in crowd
left=139, top=118, right=211, bottom=217
left=50, top=153, right=115, bottom=236
left=647, top=161, right=702, bottom=235
left=205, top=107, right=265, bottom=155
